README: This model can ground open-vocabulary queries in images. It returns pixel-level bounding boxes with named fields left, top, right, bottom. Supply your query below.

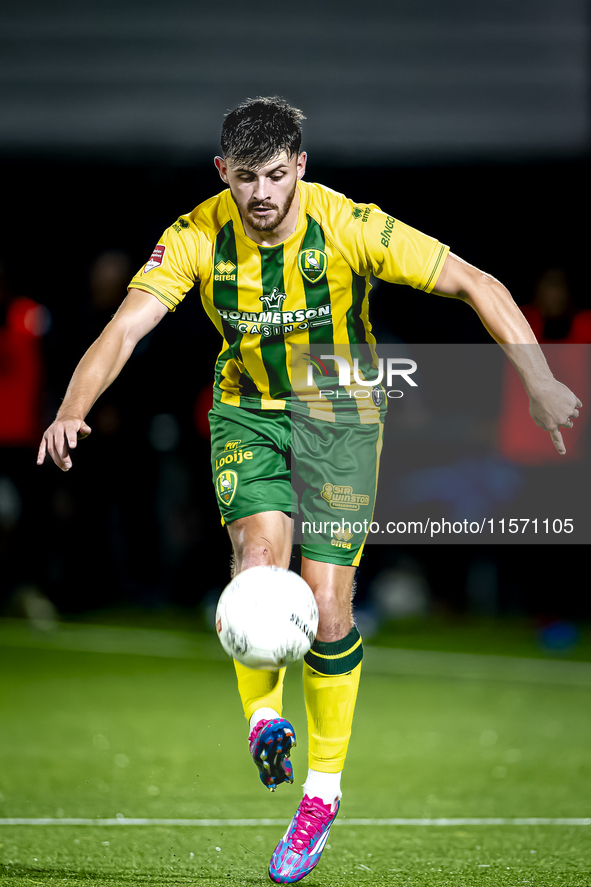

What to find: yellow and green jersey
left=129, top=180, right=449, bottom=415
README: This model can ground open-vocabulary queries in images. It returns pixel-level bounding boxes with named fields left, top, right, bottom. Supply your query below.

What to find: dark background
left=1, top=0, right=589, bottom=629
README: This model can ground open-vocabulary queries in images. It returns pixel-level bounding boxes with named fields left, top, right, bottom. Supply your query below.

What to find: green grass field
left=1, top=617, right=590, bottom=886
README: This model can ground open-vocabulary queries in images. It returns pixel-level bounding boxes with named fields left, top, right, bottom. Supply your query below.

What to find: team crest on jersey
left=298, top=249, right=328, bottom=284
left=216, top=470, right=238, bottom=505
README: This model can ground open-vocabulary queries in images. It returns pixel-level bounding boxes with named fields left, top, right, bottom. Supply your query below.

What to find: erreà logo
left=298, top=249, right=327, bottom=284
left=334, top=525, right=354, bottom=542
left=214, top=260, right=236, bottom=281
left=260, top=287, right=287, bottom=312
left=215, top=261, right=236, bottom=274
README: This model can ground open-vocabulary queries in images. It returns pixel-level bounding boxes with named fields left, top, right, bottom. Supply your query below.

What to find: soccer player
left=38, top=97, right=581, bottom=883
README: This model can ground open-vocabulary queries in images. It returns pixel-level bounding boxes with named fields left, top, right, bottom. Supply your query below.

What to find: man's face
left=215, top=150, right=306, bottom=233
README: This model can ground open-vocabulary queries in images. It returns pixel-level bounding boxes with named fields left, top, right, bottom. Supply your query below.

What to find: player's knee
left=239, top=542, right=279, bottom=571
left=232, top=534, right=288, bottom=572
left=228, top=514, right=292, bottom=572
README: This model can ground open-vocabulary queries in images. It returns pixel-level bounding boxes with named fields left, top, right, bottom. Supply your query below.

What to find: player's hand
left=37, top=416, right=92, bottom=471
left=528, top=380, right=582, bottom=455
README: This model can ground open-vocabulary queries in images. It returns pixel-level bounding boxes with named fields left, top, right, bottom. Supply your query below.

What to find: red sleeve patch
left=144, top=244, right=166, bottom=273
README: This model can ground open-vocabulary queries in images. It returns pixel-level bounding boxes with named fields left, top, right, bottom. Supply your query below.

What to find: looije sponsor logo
left=214, top=447, right=254, bottom=471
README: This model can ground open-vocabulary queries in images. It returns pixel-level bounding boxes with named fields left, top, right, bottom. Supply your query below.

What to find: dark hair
left=221, top=96, right=305, bottom=168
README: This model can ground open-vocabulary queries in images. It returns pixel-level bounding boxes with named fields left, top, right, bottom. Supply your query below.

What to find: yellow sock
left=302, top=626, right=363, bottom=773
left=234, top=660, right=286, bottom=722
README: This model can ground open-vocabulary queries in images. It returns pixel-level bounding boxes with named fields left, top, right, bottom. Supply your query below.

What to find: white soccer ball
left=215, top=566, right=319, bottom=670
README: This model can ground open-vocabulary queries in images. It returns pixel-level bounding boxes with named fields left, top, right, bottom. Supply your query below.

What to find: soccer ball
left=215, top=566, right=319, bottom=670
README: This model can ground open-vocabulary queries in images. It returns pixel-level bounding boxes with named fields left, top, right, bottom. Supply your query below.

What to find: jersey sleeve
left=311, top=185, right=449, bottom=293
left=128, top=217, right=209, bottom=311
left=361, top=208, right=449, bottom=292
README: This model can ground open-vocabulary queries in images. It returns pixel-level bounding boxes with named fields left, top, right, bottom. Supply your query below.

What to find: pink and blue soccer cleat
left=249, top=718, right=296, bottom=791
left=268, top=794, right=340, bottom=883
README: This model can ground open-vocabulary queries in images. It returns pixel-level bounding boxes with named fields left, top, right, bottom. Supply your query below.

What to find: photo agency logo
left=303, top=351, right=418, bottom=403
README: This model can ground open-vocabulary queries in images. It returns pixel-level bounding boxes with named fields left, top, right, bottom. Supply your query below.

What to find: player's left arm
left=432, top=252, right=582, bottom=455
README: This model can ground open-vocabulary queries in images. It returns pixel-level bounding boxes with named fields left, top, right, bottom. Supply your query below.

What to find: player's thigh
left=227, top=510, right=293, bottom=572
left=293, top=415, right=384, bottom=569
left=209, top=401, right=294, bottom=524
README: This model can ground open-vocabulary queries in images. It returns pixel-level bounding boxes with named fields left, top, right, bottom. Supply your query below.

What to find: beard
left=234, top=181, right=297, bottom=232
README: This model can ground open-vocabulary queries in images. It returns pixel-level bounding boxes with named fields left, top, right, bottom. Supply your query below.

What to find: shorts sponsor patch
left=144, top=244, right=166, bottom=273
left=214, top=447, right=253, bottom=471
left=321, top=483, right=370, bottom=511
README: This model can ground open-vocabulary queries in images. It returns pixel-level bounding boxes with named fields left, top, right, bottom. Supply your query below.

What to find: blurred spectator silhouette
left=0, top=261, right=50, bottom=448
left=47, top=249, right=165, bottom=609
left=45, top=249, right=208, bottom=611
left=87, top=250, right=132, bottom=329
left=521, top=268, right=591, bottom=344
left=0, top=258, right=57, bottom=625
left=499, top=268, right=590, bottom=465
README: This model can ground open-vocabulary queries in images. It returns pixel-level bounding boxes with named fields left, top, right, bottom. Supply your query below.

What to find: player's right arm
left=37, top=288, right=168, bottom=471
